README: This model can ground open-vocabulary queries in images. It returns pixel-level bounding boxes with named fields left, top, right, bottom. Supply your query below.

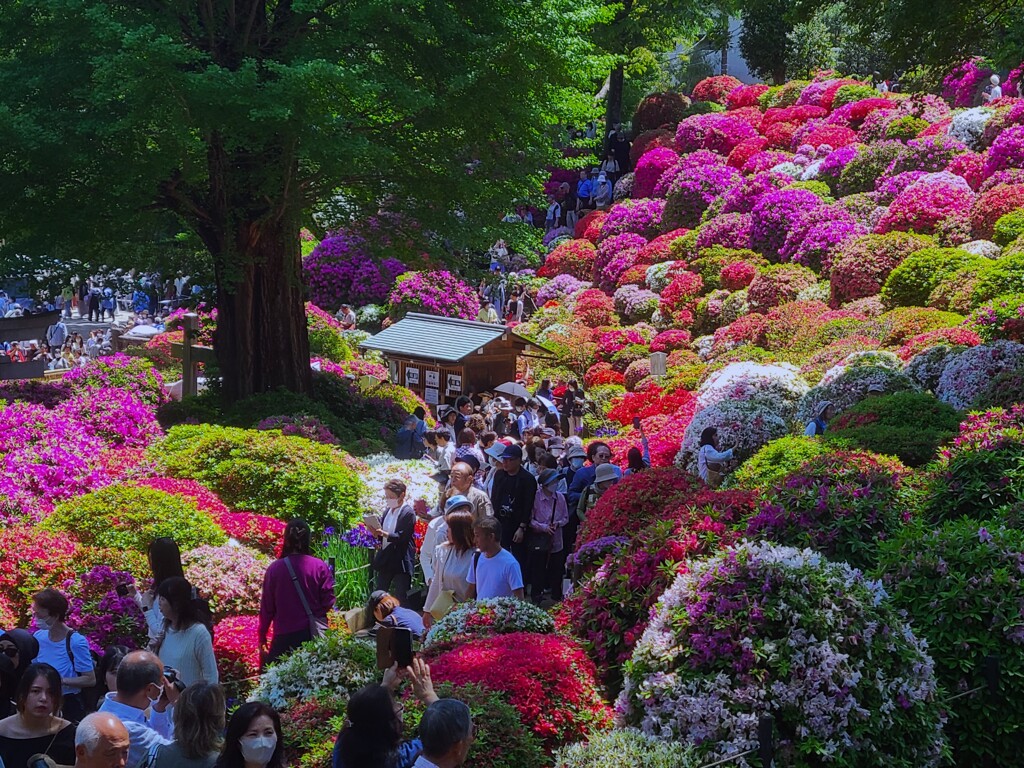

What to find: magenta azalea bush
left=303, top=231, right=406, bottom=310
left=387, top=271, right=480, bottom=321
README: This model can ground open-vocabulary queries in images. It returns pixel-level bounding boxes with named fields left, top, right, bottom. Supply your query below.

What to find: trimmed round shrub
left=829, top=232, right=933, bottom=303
left=971, top=183, right=1024, bottom=240
left=429, top=633, right=612, bottom=752
left=618, top=542, right=948, bottom=767
left=936, top=340, right=1024, bottom=410
left=731, top=435, right=831, bottom=490
left=920, top=405, right=1024, bottom=523
left=971, top=362, right=1024, bottom=409
left=154, top=424, right=365, bottom=531
left=632, top=91, right=691, bottom=134
left=302, top=233, right=406, bottom=310
left=825, top=391, right=961, bottom=466
left=876, top=520, right=1024, bottom=766
left=41, top=484, right=226, bottom=552
left=387, top=270, right=480, bottom=321
left=747, top=264, right=817, bottom=313
left=881, top=247, right=984, bottom=308
left=800, top=359, right=917, bottom=421
left=970, top=253, right=1024, bottom=305
left=539, top=239, right=597, bottom=280
left=423, top=598, right=554, bottom=651
left=555, top=730, right=699, bottom=768
left=746, top=450, right=908, bottom=570
left=993, top=209, right=1024, bottom=246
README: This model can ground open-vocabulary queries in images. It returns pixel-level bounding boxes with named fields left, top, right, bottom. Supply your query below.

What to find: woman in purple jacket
left=258, top=519, right=335, bottom=669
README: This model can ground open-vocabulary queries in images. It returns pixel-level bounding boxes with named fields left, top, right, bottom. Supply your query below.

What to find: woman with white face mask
left=370, top=479, right=416, bottom=601
left=213, top=702, right=282, bottom=768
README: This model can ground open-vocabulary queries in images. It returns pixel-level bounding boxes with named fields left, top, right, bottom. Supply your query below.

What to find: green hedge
left=881, top=247, right=984, bottom=308
left=41, top=485, right=226, bottom=552
left=153, top=424, right=365, bottom=530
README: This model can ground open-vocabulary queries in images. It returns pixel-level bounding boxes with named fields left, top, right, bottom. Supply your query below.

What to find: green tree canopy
left=0, top=0, right=602, bottom=401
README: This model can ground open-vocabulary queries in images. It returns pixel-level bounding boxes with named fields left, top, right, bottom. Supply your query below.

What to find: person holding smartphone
left=624, top=418, right=651, bottom=477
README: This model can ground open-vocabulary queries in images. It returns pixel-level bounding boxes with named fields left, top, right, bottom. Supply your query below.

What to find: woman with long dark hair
left=258, top=519, right=334, bottom=669
left=213, top=701, right=283, bottom=768
left=332, top=658, right=439, bottom=768
left=153, top=577, right=218, bottom=686
left=133, top=537, right=185, bottom=642
left=0, top=663, right=76, bottom=767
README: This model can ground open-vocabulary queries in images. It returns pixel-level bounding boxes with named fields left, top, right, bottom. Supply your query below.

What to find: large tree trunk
left=204, top=137, right=313, bottom=403
left=604, top=63, right=625, bottom=138
left=212, top=216, right=313, bottom=402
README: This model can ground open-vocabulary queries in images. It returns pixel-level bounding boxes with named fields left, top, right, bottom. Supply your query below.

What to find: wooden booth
left=0, top=310, right=59, bottom=380
left=359, top=313, right=552, bottom=407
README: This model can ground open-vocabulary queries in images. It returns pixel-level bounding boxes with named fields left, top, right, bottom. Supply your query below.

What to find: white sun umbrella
left=494, top=381, right=530, bottom=399
left=536, top=394, right=559, bottom=415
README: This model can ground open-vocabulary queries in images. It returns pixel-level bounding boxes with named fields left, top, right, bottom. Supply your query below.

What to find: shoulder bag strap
left=283, top=557, right=316, bottom=626
left=64, top=631, right=78, bottom=673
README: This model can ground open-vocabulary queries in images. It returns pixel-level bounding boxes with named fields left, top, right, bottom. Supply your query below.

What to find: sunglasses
left=0, top=646, right=17, bottom=658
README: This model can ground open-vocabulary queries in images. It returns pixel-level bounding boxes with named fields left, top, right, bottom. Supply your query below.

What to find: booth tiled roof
left=360, top=313, right=540, bottom=362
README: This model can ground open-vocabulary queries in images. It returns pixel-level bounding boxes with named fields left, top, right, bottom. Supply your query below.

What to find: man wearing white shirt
left=97, top=651, right=179, bottom=768
left=411, top=699, right=474, bottom=768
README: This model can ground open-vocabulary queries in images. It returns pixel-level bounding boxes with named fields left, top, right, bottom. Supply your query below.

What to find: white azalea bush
left=358, top=454, right=437, bottom=512
left=935, top=340, right=1024, bottom=409
left=251, top=631, right=376, bottom=709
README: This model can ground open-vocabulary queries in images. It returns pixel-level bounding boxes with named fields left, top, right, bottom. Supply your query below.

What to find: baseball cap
left=500, top=443, right=524, bottom=461
left=445, top=495, right=473, bottom=513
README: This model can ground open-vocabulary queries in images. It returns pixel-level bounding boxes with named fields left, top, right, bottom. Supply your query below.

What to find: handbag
left=426, top=547, right=457, bottom=620
left=284, top=557, right=328, bottom=638
left=527, top=529, right=553, bottom=554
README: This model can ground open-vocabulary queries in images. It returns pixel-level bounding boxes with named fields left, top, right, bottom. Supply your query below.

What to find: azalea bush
left=387, top=270, right=480, bottom=321
left=423, top=598, right=555, bottom=651
left=876, top=520, right=1024, bottom=766
left=555, top=729, right=699, bottom=768
left=41, top=484, right=226, bottom=552
left=746, top=450, right=909, bottom=570
left=181, top=544, right=269, bottom=621
left=154, top=424, right=365, bottom=531
left=618, top=542, right=948, bottom=767
left=62, top=354, right=168, bottom=406
left=730, top=435, right=831, bottom=490
left=824, top=391, right=961, bottom=466
left=213, top=615, right=261, bottom=698
left=935, top=340, right=1024, bottom=409
left=62, top=565, right=148, bottom=654
left=558, top=513, right=737, bottom=692
left=429, top=632, right=612, bottom=752
left=920, top=405, right=1024, bottom=523
left=302, top=232, right=406, bottom=310
left=252, top=630, right=377, bottom=709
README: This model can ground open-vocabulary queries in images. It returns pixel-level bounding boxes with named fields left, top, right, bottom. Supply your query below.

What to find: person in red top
left=258, top=519, right=335, bottom=669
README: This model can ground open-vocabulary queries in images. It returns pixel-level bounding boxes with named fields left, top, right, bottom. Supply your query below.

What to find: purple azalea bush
left=303, top=232, right=407, bottom=311
left=387, top=271, right=480, bottom=321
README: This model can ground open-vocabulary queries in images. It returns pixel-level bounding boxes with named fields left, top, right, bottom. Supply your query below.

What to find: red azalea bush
left=632, top=92, right=691, bottom=134
left=720, top=260, right=758, bottom=290
left=830, top=232, right=933, bottom=305
left=692, top=75, right=742, bottom=105
left=573, top=289, right=617, bottom=327
left=971, top=184, right=1024, bottom=239
left=745, top=450, right=909, bottom=570
left=897, top=327, right=984, bottom=360
left=803, top=124, right=858, bottom=149
left=649, top=329, right=692, bottom=353
left=578, top=467, right=756, bottom=546
left=539, top=239, right=597, bottom=280
left=947, top=152, right=986, bottom=190
left=606, top=387, right=695, bottom=426
left=712, top=312, right=770, bottom=352
left=0, top=526, right=79, bottom=627
left=727, top=137, right=769, bottom=169
left=760, top=105, right=828, bottom=130
left=584, top=362, right=624, bottom=388
left=638, top=229, right=688, bottom=264
left=579, top=210, right=607, bottom=243
left=658, top=270, right=704, bottom=324
left=214, top=615, right=262, bottom=695
left=557, top=514, right=737, bottom=690
left=428, top=633, right=612, bottom=752
left=615, top=264, right=651, bottom=289
left=727, top=84, right=770, bottom=110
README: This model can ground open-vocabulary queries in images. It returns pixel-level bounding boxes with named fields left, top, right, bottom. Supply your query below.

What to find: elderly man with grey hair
left=74, top=712, right=130, bottom=768
left=412, top=698, right=474, bottom=768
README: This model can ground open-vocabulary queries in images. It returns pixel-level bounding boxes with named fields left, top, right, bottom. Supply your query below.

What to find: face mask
left=570, top=457, right=585, bottom=469
left=148, top=684, right=164, bottom=708
left=385, top=499, right=400, bottom=510
left=489, top=458, right=501, bottom=469
left=240, top=735, right=278, bottom=765
left=36, top=616, right=54, bottom=630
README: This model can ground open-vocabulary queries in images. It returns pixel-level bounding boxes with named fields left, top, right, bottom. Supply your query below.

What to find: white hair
left=75, top=712, right=123, bottom=754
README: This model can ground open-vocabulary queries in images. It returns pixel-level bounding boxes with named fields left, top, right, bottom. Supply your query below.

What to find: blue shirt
left=381, top=606, right=426, bottom=639
left=333, top=737, right=422, bottom=768
left=577, top=178, right=593, bottom=199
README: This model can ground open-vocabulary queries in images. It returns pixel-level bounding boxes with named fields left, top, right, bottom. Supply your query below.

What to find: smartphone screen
left=632, top=417, right=641, bottom=429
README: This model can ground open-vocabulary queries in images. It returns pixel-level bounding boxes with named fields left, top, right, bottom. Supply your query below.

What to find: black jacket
left=489, top=469, right=538, bottom=530
left=373, top=504, right=416, bottom=575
